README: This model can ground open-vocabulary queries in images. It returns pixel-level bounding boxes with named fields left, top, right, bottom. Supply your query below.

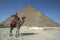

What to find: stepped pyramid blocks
left=1, top=5, right=60, bottom=27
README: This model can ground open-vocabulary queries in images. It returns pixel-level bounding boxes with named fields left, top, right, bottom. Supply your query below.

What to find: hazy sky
left=0, top=0, right=60, bottom=24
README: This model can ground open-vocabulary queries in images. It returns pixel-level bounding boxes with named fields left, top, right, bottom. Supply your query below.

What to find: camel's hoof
left=15, top=34, right=19, bottom=37
left=9, top=33, right=13, bottom=37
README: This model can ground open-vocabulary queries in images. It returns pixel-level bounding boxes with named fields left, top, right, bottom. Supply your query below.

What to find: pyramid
left=0, top=5, right=60, bottom=27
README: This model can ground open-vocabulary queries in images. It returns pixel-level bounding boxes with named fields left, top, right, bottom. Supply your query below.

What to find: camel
left=9, top=13, right=26, bottom=37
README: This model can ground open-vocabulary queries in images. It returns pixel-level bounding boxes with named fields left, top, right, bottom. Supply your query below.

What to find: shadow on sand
left=18, top=33, right=38, bottom=37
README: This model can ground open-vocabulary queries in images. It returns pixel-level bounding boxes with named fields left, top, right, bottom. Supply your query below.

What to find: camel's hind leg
left=10, top=27, right=14, bottom=37
left=10, top=24, right=16, bottom=37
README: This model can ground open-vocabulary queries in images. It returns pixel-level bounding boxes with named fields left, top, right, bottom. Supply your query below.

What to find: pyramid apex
left=24, top=5, right=35, bottom=10
left=26, top=5, right=33, bottom=8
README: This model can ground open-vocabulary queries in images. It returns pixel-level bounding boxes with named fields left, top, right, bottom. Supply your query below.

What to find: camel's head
left=22, top=17, right=26, bottom=19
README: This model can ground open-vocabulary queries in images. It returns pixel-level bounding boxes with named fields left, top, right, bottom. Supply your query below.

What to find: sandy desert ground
left=0, top=27, right=60, bottom=40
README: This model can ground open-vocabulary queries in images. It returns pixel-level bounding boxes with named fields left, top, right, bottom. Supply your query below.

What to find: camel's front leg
left=16, top=26, right=20, bottom=37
